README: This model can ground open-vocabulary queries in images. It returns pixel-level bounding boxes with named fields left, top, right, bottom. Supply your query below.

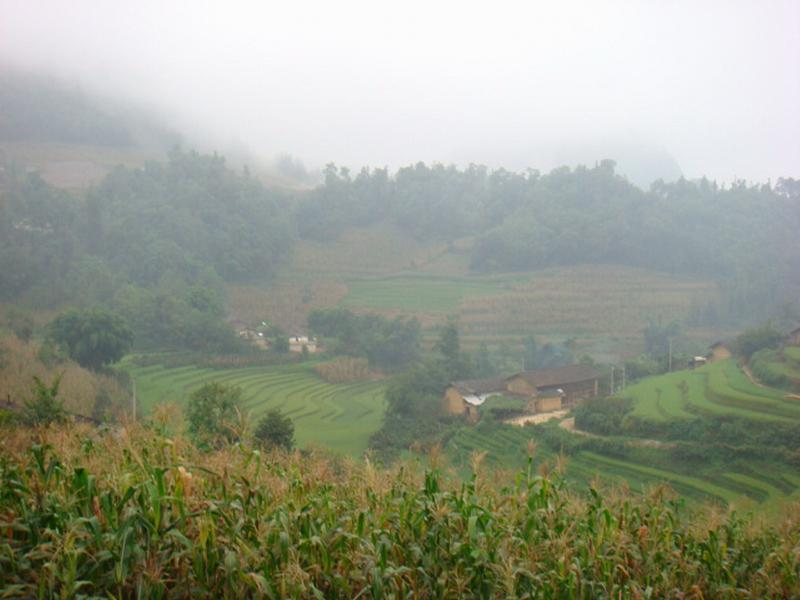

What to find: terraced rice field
left=235, top=226, right=725, bottom=359
left=626, top=359, right=800, bottom=423
left=342, top=274, right=514, bottom=312
left=125, top=362, right=386, bottom=455
left=446, top=423, right=800, bottom=510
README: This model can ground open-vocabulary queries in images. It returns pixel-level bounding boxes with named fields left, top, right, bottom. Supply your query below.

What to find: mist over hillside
left=0, top=67, right=179, bottom=149
left=2, top=1, right=798, bottom=183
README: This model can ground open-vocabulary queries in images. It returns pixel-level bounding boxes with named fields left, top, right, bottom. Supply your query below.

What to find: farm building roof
left=510, top=364, right=599, bottom=388
left=451, top=378, right=507, bottom=395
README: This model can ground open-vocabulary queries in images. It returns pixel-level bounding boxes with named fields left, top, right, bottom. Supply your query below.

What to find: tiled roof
left=510, top=364, right=599, bottom=388
left=451, top=378, right=507, bottom=395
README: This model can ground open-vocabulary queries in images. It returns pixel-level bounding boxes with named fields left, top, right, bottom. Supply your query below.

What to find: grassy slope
left=0, top=140, right=164, bottom=194
left=125, top=361, right=386, bottom=455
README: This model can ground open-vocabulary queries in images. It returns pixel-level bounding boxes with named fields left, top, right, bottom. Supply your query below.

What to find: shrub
left=735, top=323, right=785, bottom=359
left=23, top=374, right=66, bottom=425
left=253, top=409, right=295, bottom=451
left=574, top=396, right=633, bottom=436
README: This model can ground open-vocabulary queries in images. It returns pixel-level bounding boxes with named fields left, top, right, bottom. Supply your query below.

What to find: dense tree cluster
left=48, top=308, right=133, bottom=370
left=307, top=308, right=420, bottom=371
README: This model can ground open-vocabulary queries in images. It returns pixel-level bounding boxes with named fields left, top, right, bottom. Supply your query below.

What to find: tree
left=522, top=335, right=539, bottom=371
left=434, top=320, right=472, bottom=380
left=185, top=382, right=243, bottom=448
left=475, top=342, right=494, bottom=378
left=254, top=409, right=295, bottom=451
left=23, top=374, right=66, bottom=425
left=735, top=323, right=785, bottom=359
left=48, top=309, right=133, bottom=370
left=643, top=318, right=679, bottom=359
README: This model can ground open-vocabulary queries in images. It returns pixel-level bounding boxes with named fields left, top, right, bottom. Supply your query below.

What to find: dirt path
left=504, top=410, right=568, bottom=426
left=741, top=363, right=768, bottom=388
left=506, top=412, right=677, bottom=448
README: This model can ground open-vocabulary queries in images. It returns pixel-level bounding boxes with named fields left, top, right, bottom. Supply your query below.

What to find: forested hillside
left=3, top=149, right=799, bottom=353
left=1, top=70, right=798, bottom=354
left=299, top=162, right=800, bottom=323
left=0, top=150, right=292, bottom=351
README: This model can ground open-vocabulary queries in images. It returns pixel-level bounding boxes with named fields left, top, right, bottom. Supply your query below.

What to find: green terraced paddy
left=445, top=423, right=800, bottom=510
left=626, top=371, right=700, bottom=421
left=125, top=361, right=387, bottom=455
left=626, top=359, right=800, bottom=423
left=341, top=274, right=519, bottom=312
left=784, top=346, right=800, bottom=363
left=762, top=359, right=800, bottom=381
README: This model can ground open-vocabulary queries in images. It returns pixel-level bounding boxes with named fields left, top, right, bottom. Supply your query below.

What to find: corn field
left=1, top=423, right=798, bottom=598
left=315, top=358, right=373, bottom=384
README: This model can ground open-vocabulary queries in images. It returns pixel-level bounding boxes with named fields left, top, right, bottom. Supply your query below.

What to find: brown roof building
left=443, top=364, right=600, bottom=422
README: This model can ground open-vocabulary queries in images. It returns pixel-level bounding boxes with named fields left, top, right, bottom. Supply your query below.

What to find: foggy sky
left=1, top=0, right=798, bottom=183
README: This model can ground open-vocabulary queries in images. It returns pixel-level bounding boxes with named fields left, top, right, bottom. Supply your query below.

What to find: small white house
left=689, top=356, right=708, bottom=368
left=289, top=335, right=318, bottom=353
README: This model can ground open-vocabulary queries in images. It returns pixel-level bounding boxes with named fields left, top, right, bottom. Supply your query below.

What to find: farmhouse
left=289, top=335, right=318, bottom=353
left=506, top=364, right=599, bottom=407
left=443, top=378, right=507, bottom=422
left=443, top=364, right=600, bottom=421
left=788, top=327, right=800, bottom=346
left=707, top=341, right=732, bottom=363
left=238, top=328, right=269, bottom=350
left=689, top=356, right=708, bottom=368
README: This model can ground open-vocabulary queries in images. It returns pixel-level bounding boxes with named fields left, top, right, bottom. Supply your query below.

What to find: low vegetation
left=0, top=334, right=130, bottom=421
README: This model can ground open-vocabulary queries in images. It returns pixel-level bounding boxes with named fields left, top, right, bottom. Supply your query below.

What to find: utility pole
left=610, top=366, right=615, bottom=395
left=668, top=339, right=673, bottom=373
left=132, top=380, right=137, bottom=422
